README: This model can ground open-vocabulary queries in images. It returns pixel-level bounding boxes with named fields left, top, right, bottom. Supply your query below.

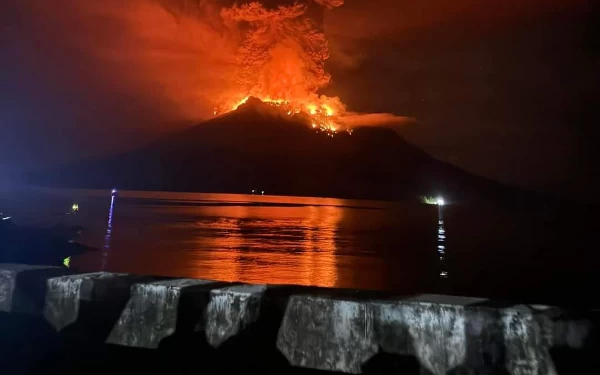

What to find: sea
left=1, top=185, right=597, bottom=307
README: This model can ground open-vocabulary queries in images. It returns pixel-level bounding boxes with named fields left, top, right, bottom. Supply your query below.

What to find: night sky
left=1, top=0, right=598, bottom=198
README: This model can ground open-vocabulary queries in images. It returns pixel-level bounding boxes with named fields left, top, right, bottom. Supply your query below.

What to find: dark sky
left=1, top=0, right=598, bottom=198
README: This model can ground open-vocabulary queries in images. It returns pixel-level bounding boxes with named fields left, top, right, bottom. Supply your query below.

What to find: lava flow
left=216, top=96, right=341, bottom=136
left=213, top=1, right=346, bottom=136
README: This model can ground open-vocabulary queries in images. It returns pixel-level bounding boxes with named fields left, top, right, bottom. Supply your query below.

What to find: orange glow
left=215, top=95, right=343, bottom=136
left=210, top=1, right=409, bottom=133
left=25, top=0, right=409, bottom=134
left=210, top=1, right=348, bottom=136
left=70, top=191, right=393, bottom=290
left=184, top=198, right=342, bottom=287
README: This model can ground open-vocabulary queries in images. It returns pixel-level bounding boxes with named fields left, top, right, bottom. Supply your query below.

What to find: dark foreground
left=1, top=264, right=599, bottom=374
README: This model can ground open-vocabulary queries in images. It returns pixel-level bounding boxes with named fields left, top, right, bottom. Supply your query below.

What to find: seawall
left=0, top=263, right=598, bottom=374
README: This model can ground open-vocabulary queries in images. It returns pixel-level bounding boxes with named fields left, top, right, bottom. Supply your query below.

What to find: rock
left=203, top=284, right=267, bottom=348
left=106, top=279, right=215, bottom=348
left=0, top=263, right=69, bottom=314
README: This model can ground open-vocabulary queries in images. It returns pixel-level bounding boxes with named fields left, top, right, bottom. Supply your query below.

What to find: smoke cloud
left=340, top=113, right=416, bottom=128
left=4, top=0, right=409, bottom=150
left=220, top=1, right=338, bottom=105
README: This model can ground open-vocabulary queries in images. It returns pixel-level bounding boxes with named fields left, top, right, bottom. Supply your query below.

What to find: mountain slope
left=38, top=98, right=543, bottom=204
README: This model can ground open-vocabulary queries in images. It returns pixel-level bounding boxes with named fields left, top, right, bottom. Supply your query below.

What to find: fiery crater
left=212, top=1, right=348, bottom=137
left=211, top=1, right=409, bottom=136
left=214, top=95, right=343, bottom=136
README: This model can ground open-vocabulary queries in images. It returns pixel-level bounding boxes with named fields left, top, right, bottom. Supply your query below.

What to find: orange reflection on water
left=184, top=199, right=341, bottom=287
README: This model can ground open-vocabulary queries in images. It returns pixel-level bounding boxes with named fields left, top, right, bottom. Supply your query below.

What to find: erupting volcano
left=211, top=0, right=362, bottom=135
left=39, top=94, right=544, bottom=206
left=26, top=0, right=549, bottom=206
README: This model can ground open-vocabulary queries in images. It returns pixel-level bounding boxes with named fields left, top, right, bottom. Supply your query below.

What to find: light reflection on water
left=3, top=186, right=599, bottom=303
left=0, top=188, right=435, bottom=292
left=63, top=190, right=429, bottom=291
left=437, top=206, right=448, bottom=279
left=166, top=202, right=342, bottom=287
left=100, top=194, right=115, bottom=270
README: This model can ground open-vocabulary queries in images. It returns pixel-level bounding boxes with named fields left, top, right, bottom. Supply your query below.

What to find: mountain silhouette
left=36, top=97, right=543, bottom=204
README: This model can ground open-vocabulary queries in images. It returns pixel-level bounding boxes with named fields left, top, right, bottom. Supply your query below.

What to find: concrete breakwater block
left=107, top=281, right=268, bottom=349
left=203, top=284, right=267, bottom=348
left=43, top=272, right=154, bottom=331
left=0, top=263, right=70, bottom=314
left=107, top=279, right=216, bottom=348
left=276, top=294, right=575, bottom=374
left=277, top=295, right=379, bottom=374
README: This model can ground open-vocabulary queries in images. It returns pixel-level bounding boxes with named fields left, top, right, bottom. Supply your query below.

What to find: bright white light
left=111, top=189, right=117, bottom=194
left=436, top=197, right=445, bottom=206
left=1, top=216, right=11, bottom=221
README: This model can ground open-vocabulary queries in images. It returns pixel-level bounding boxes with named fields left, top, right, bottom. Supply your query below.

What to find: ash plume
left=9, top=0, right=409, bottom=134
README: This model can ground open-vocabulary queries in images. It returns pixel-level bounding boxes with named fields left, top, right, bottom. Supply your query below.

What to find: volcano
left=37, top=98, right=542, bottom=204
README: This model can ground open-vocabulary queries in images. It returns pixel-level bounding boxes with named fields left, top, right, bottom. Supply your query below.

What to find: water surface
left=1, top=186, right=596, bottom=305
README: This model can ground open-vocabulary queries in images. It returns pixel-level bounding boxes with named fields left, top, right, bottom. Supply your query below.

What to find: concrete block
left=107, top=279, right=214, bottom=348
left=277, top=295, right=565, bottom=375
left=501, top=306, right=556, bottom=375
left=377, top=302, right=468, bottom=374
left=277, top=295, right=378, bottom=374
left=43, top=272, right=146, bottom=331
left=400, top=294, right=488, bottom=306
left=0, top=263, right=69, bottom=314
left=203, top=284, right=267, bottom=348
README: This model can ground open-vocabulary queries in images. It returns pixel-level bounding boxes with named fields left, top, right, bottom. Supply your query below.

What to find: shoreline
left=1, top=263, right=598, bottom=374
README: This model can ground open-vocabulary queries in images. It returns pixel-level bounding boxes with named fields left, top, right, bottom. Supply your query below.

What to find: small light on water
left=420, top=196, right=446, bottom=206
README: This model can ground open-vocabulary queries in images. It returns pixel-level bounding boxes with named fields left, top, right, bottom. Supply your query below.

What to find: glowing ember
left=215, top=94, right=341, bottom=136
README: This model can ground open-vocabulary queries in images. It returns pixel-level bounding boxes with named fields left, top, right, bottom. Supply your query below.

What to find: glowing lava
left=215, top=95, right=341, bottom=136
left=213, top=1, right=347, bottom=137
left=210, top=1, right=410, bottom=136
